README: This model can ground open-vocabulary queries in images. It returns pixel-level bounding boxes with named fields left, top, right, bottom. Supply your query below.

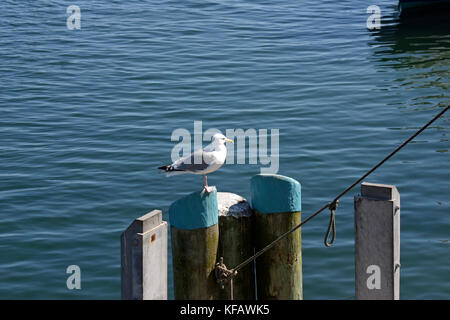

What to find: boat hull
left=399, top=0, right=450, bottom=15
left=399, top=0, right=450, bottom=9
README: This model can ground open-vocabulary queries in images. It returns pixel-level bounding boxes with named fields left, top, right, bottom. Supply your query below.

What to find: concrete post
left=169, top=188, right=220, bottom=300
left=121, top=209, right=168, bottom=300
left=354, top=182, right=400, bottom=300
left=251, top=174, right=302, bottom=300
left=216, top=192, right=255, bottom=300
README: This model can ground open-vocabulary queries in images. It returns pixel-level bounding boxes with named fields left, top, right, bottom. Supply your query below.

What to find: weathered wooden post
left=216, top=192, right=255, bottom=300
left=354, top=182, right=400, bottom=300
left=121, top=209, right=168, bottom=300
left=170, top=188, right=220, bottom=300
left=251, top=174, right=302, bottom=300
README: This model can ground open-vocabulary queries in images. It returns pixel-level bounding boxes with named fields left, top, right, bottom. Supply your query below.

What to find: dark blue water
left=0, top=0, right=448, bottom=299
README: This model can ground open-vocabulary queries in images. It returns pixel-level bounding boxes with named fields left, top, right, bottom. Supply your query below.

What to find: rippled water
left=0, top=0, right=449, bottom=299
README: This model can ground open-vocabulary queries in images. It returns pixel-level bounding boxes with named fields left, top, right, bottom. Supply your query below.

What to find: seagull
left=158, top=133, right=234, bottom=193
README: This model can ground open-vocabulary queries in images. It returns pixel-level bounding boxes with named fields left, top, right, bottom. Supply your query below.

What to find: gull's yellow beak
left=225, top=138, right=234, bottom=144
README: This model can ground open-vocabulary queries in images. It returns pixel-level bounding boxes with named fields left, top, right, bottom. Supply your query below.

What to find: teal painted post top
left=169, top=187, right=218, bottom=229
left=250, top=174, right=301, bottom=214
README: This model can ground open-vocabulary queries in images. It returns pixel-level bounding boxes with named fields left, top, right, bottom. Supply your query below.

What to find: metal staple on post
left=215, top=257, right=237, bottom=299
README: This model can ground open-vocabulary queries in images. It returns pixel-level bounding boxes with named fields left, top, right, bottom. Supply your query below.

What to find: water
left=0, top=0, right=449, bottom=299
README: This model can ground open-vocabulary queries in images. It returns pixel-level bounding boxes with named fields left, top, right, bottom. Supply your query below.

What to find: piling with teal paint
left=169, top=187, right=220, bottom=300
left=251, top=174, right=303, bottom=300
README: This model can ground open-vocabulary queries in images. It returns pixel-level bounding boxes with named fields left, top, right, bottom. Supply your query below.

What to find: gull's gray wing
left=172, top=149, right=211, bottom=172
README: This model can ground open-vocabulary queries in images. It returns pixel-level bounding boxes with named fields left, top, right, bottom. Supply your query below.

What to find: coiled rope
left=215, top=105, right=449, bottom=299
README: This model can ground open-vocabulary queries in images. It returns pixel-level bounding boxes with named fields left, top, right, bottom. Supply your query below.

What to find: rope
left=215, top=105, right=449, bottom=299
left=324, top=200, right=338, bottom=247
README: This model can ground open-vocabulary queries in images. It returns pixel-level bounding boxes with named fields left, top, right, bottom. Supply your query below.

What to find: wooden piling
left=250, top=174, right=302, bottom=300
left=121, top=209, right=168, bottom=300
left=216, top=192, right=255, bottom=300
left=169, top=187, right=220, bottom=300
left=354, top=182, right=400, bottom=300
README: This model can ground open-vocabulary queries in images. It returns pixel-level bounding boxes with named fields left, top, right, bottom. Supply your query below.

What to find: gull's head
left=211, top=133, right=234, bottom=146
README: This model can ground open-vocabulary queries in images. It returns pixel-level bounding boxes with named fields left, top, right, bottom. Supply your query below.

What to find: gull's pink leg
left=203, top=175, right=213, bottom=193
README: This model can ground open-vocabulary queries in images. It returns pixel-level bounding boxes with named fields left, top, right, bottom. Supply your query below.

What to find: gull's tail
left=158, top=165, right=173, bottom=173
left=157, top=165, right=185, bottom=176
